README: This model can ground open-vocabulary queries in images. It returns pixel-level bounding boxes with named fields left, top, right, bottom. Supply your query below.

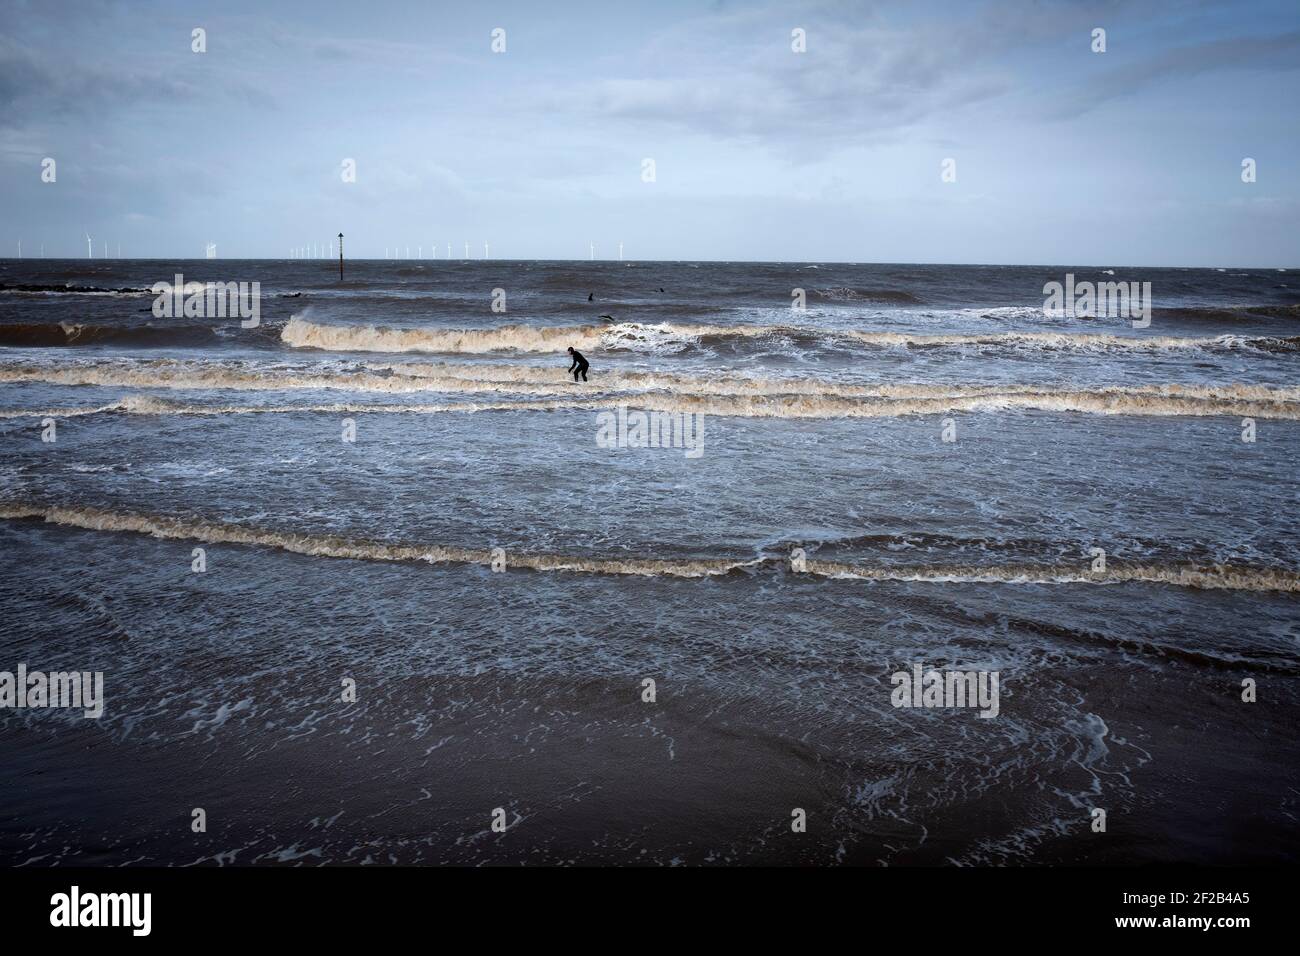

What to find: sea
left=1, top=258, right=1297, bottom=865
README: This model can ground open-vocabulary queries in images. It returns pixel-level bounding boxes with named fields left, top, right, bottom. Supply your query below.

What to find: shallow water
left=1, top=259, right=1297, bottom=864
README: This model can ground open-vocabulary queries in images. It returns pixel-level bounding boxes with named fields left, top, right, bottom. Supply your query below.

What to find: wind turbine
left=618, top=241, right=623, bottom=261
left=103, top=240, right=107, bottom=258
left=85, top=232, right=92, bottom=259
left=589, top=241, right=595, bottom=261
left=463, top=240, right=469, bottom=259
left=484, top=241, right=489, bottom=259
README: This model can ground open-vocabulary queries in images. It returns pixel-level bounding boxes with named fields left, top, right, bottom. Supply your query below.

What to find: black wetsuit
left=568, top=349, right=589, bottom=382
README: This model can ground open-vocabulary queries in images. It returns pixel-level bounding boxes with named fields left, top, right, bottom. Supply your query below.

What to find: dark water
left=1, top=258, right=1297, bottom=865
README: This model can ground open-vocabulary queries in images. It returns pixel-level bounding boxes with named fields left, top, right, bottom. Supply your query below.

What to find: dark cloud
left=1043, top=29, right=1300, bottom=120
left=0, top=34, right=274, bottom=124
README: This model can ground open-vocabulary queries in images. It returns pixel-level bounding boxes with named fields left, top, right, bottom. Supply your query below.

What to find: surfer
left=567, top=346, right=589, bottom=382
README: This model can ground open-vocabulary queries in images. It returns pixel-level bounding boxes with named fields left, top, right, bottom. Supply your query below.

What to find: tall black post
left=338, top=233, right=344, bottom=280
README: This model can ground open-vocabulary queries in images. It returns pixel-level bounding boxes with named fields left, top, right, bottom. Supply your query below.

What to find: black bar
left=0, top=866, right=1279, bottom=941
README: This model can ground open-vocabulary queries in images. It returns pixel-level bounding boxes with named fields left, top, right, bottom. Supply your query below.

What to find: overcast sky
left=1, top=0, right=1297, bottom=265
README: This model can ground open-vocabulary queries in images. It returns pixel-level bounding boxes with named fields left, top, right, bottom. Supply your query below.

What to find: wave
left=0, top=282, right=153, bottom=297
left=2, top=502, right=1296, bottom=592
left=279, top=316, right=1300, bottom=356
left=4, top=357, right=1300, bottom=409
left=811, top=287, right=922, bottom=303
left=0, top=322, right=220, bottom=348
left=1155, top=304, right=1300, bottom=324
left=280, top=315, right=607, bottom=353
left=0, top=396, right=553, bottom=419
left=4, top=382, right=1299, bottom=420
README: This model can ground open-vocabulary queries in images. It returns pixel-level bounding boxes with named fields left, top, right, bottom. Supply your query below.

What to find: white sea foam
left=279, top=316, right=1298, bottom=356
left=2, top=502, right=1297, bottom=592
left=3, top=357, right=1298, bottom=419
left=3, top=383, right=1298, bottom=421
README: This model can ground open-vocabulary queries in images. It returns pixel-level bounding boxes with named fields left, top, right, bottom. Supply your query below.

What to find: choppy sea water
left=1, top=259, right=1297, bottom=865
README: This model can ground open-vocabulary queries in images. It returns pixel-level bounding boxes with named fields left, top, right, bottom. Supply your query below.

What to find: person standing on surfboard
left=567, top=346, right=589, bottom=382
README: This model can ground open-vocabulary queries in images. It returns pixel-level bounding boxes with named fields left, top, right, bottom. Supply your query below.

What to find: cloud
left=531, top=1, right=1091, bottom=152
left=0, top=36, right=190, bottom=120
left=1044, top=29, right=1300, bottom=120
left=0, top=34, right=273, bottom=124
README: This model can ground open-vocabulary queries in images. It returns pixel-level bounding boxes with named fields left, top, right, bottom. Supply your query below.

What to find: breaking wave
left=280, top=315, right=607, bottom=353
left=279, top=316, right=1300, bottom=356
left=3, top=357, right=1300, bottom=414
left=4, top=381, right=1299, bottom=421
left=2, top=502, right=1297, bottom=592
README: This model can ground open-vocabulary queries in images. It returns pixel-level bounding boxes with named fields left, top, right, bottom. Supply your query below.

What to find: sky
left=1, top=0, right=1298, bottom=265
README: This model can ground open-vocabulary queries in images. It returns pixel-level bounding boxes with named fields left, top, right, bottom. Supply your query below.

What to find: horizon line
left=0, top=257, right=1294, bottom=271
